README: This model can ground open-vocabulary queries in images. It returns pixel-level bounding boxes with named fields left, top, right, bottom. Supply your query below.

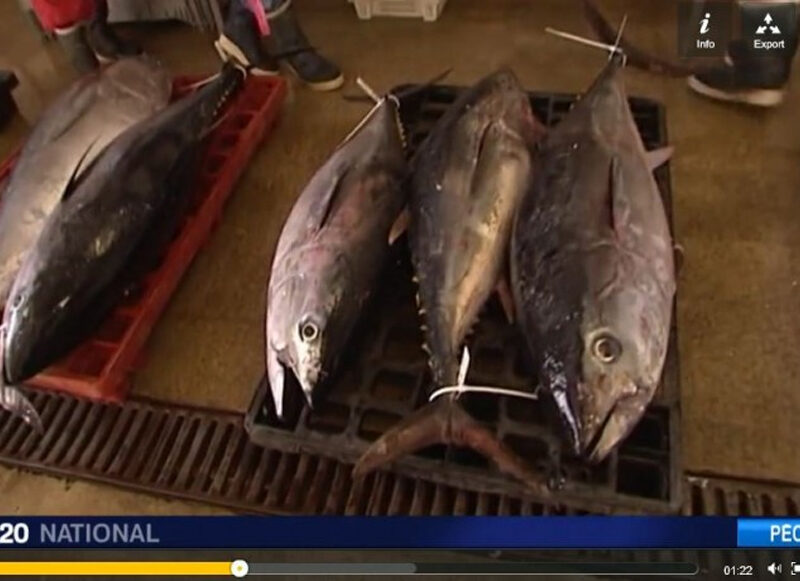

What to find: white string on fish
left=356, top=77, right=382, bottom=104
left=545, top=13, right=629, bottom=66
left=428, top=347, right=541, bottom=403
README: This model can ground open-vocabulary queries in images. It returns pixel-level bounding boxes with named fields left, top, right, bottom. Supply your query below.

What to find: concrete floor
left=0, top=0, right=798, bottom=515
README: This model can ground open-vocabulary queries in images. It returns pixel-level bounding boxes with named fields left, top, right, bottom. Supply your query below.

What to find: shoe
left=87, top=0, right=142, bottom=63
left=264, top=0, right=344, bottom=91
left=216, top=0, right=280, bottom=76
left=55, top=22, right=99, bottom=75
left=688, top=38, right=797, bottom=107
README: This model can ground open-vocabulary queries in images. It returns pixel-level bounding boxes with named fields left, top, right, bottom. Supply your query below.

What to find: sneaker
left=55, top=22, right=99, bottom=74
left=688, top=39, right=796, bottom=107
left=87, top=0, right=142, bottom=63
left=216, top=0, right=280, bottom=76
left=265, top=2, right=344, bottom=91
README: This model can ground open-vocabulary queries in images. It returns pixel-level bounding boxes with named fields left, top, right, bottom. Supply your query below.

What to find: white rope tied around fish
left=428, top=347, right=540, bottom=403
left=545, top=14, right=629, bottom=67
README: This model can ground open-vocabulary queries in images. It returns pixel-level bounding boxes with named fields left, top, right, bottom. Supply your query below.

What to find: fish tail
left=0, top=335, right=42, bottom=433
left=581, top=0, right=714, bottom=78
left=353, top=396, right=552, bottom=495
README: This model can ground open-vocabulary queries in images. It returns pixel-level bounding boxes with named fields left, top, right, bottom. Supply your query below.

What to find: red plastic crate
left=0, top=74, right=287, bottom=402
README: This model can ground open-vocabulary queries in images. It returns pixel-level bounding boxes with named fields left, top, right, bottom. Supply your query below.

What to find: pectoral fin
left=388, top=207, right=410, bottom=245
left=645, top=146, right=674, bottom=171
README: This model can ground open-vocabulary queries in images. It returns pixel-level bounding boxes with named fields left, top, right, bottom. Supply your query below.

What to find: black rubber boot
left=87, top=0, right=142, bottom=63
left=55, top=22, right=99, bottom=74
left=216, top=0, right=279, bottom=76
left=264, top=0, right=344, bottom=91
left=688, top=17, right=798, bottom=107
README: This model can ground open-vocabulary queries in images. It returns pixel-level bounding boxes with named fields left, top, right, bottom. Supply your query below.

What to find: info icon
left=740, top=1, right=797, bottom=58
left=678, top=1, right=732, bottom=57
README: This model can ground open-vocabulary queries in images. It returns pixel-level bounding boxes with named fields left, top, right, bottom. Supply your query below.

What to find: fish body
left=511, top=58, right=676, bottom=462
left=355, top=70, right=548, bottom=488
left=409, top=68, right=541, bottom=387
left=1, top=65, right=244, bottom=428
left=0, top=57, right=171, bottom=304
left=266, top=97, right=407, bottom=417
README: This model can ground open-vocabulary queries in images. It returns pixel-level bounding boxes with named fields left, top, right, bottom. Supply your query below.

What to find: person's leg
left=262, top=0, right=344, bottom=91
left=688, top=0, right=798, bottom=106
left=216, top=0, right=280, bottom=76
left=216, top=0, right=343, bottom=90
left=31, top=0, right=98, bottom=73
left=86, top=0, right=142, bottom=63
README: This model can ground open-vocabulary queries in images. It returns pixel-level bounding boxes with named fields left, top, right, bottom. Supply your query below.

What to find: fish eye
left=11, top=294, right=22, bottom=309
left=592, top=334, right=622, bottom=364
left=299, top=321, right=319, bottom=342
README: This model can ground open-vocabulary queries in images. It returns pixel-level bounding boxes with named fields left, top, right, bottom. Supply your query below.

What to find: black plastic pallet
left=245, top=86, right=683, bottom=514
left=1, top=389, right=797, bottom=518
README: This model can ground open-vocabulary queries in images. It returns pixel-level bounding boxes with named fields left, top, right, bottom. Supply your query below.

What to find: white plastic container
left=350, top=0, right=447, bottom=22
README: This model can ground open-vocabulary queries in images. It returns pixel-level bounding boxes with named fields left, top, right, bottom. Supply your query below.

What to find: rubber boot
left=87, top=0, right=142, bottom=63
left=55, top=22, right=99, bottom=74
left=263, top=0, right=344, bottom=91
left=216, top=0, right=279, bottom=75
left=688, top=5, right=798, bottom=106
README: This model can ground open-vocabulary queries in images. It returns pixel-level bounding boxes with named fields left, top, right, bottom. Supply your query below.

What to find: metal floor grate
left=245, top=86, right=682, bottom=514
left=0, top=389, right=797, bottom=517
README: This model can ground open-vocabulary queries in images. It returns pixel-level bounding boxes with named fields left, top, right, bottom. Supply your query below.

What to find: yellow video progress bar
left=0, top=561, right=247, bottom=577
left=0, top=561, right=699, bottom=576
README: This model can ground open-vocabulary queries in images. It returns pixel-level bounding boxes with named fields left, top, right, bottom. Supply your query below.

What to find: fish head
left=266, top=248, right=352, bottom=417
left=2, top=276, right=54, bottom=383
left=555, top=280, right=667, bottom=463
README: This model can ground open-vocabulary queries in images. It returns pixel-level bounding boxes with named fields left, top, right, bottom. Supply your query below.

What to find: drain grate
left=0, top=389, right=797, bottom=517
left=245, top=86, right=682, bottom=514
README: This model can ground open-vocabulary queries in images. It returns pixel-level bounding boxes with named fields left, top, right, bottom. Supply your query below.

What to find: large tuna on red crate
left=0, top=75, right=286, bottom=402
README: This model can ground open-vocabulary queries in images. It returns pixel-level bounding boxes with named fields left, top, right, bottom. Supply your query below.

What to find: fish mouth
left=581, top=401, right=619, bottom=463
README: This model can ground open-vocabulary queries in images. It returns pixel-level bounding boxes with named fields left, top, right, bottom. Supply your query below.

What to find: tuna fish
left=0, top=57, right=171, bottom=305
left=510, top=55, right=676, bottom=463
left=354, top=69, right=549, bottom=487
left=0, top=64, right=245, bottom=430
left=265, top=94, right=407, bottom=418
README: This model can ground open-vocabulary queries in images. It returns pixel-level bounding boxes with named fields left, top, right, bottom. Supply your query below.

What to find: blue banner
left=0, top=517, right=746, bottom=549
left=738, top=519, right=800, bottom=547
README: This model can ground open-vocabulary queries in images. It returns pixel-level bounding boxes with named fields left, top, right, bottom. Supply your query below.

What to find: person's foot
left=87, top=0, right=142, bottom=63
left=55, top=22, right=99, bottom=74
left=216, top=0, right=279, bottom=76
left=265, top=0, right=344, bottom=91
left=688, top=39, right=796, bottom=107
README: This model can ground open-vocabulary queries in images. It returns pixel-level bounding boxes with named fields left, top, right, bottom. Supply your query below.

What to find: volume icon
left=768, top=562, right=782, bottom=575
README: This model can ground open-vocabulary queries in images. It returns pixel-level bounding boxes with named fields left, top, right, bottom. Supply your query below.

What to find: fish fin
left=495, top=276, right=515, bottom=324
left=267, top=344, right=286, bottom=419
left=316, top=165, right=351, bottom=231
left=60, top=137, right=100, bottom=202
left=353, top=397, right=553, bottom=495
left=581, top=0, right=712, bottom=77
left=388, top=206, right=410, bottom=245
left=645, top=146, right=673, bottom=171
left=673, top=243, right=685, bottom=275
left=607, top=155, right=621, bottom=232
